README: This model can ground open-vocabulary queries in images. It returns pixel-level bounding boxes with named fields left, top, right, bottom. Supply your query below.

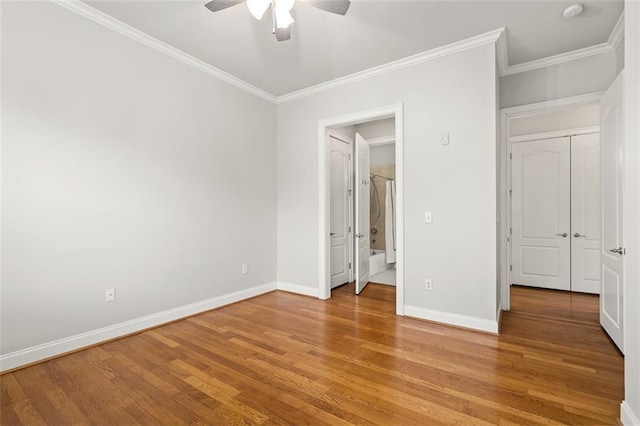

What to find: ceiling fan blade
left=275, top=27, right=291, bottom=41
left=305, top=0, right=350, bottom=15
left=204, top=0, right=245, bottom=13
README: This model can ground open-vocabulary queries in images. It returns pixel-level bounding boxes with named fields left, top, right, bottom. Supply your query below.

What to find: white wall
left=357, top=118, right=396, bottom=166
left=356, top=118, right=395, bottom=139
left=277, top=43, right=498, bottom=323
left=370, top=145, right=395, bottom=167
left=331, top=125, right=356, bottom=142
left=623, top=2, right=640, bottom=424
left=1, top=2, right=277, bottom=357
left=509, top=104, right=600, bottom=136
left=500, top=51, right=618, bottom=108
left=616, top=38, right=625, bottom=75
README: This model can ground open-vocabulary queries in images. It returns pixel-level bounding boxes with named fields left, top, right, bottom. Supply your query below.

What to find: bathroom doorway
left=321, top=104, right=403, bottom=313
left=359, top=119, right=397, bottom=287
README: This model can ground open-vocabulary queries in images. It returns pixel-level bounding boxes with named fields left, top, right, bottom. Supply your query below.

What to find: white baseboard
left=277, top=282, right=320, bottom=298
left=404, top=305, right=499, bottom=334
left=622, top=401, right=640, bottom=426
left=0, top=282, right=277, bottom=373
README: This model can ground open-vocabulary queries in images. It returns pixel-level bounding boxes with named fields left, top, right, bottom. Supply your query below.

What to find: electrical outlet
left=425, top=279, right=433, bottom=291
left=242, top=264, right=249, bottom=274
left=105, top=288, right=115, bottom=302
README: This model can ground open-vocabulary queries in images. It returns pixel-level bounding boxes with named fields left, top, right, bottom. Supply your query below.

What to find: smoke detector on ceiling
left=563, top=3, right=584, bottom=18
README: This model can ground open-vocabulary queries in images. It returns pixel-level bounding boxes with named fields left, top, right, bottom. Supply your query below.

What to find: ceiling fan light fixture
left=275, top=11, right=294, bottom=28
left=247, top=0, right=270, bottom=20
left=275, top=0, right=295, bottom=28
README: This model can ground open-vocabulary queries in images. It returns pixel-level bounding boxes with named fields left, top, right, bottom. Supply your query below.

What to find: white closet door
left=329, top=135, right=351, bottom=288
left=571, top=133, right=601, bottom=294
left=511, top=137, right=571, bottom=291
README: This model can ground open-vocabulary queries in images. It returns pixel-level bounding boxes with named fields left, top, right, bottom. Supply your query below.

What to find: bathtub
left=370, top=250, right=388, bottom=276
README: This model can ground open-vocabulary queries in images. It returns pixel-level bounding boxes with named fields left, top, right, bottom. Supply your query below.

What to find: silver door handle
left=610, top=247, right=625, bottom=255
left=556, top=233, right=568, bottom=238
left=330, top=233, right=335, bottom=236
left=355, top=233, right=364, bottom=238
left=573, top=233, right=586, bottom=238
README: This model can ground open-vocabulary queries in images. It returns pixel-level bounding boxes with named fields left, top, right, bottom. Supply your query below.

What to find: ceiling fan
left=204, top=0, right=351, bottom=41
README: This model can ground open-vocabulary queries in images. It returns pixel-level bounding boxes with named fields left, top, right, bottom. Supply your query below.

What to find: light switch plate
left=440, top=133, right=450, bottom=145
left=425, top=212, right=432, bottom=223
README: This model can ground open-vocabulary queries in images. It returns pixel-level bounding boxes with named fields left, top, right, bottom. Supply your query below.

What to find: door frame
left=317, top=103, right=404, bottom=315
left=327, top=129, right=354, bottom=286
left=499, top=92, right=604, bottom=311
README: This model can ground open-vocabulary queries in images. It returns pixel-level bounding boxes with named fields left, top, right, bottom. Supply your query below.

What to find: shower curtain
left=385, top=180, right=396, bottom=264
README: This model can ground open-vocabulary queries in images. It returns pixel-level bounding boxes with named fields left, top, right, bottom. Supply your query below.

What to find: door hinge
left=510, top=227, right=512, bottom=235
left=348, top=153, right=351, bottom=160
left=348, top=262, right=352, bottom=269
left=348, top=226, right=351, bottom=233
left=348, top=189, right=352, bottom=196
left=510, top=265, right=512, bottom=271
left=509, top=153, right=512, bottom=160
left=509, top=189, right=512, bottom=197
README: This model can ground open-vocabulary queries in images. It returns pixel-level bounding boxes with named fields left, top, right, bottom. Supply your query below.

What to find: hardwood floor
left=1, top=284, right=624, bottom=425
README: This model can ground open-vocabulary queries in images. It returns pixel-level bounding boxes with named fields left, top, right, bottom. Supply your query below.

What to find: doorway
left=510, top=131, right=601, bottom=294
left=329, top=119, right=397, bottom=295
left=318, top=104, right=404, bottom=315
left=500, top=80, right=626, bottom=354
left=499, top=94, right=603, bottom=311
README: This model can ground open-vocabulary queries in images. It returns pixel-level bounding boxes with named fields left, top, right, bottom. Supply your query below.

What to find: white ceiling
left=86, top=0, right=624, bottom=96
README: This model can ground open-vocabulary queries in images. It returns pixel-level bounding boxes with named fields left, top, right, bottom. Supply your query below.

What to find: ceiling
left=86, top=0, right=624, bottom=96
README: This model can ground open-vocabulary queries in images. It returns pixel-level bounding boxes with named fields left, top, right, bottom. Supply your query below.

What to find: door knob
left=610, top=247, right=625, bottom=255
left=330, top=233, right=335, bottom=236
left=556, top=233, right=568, bottom=237
left=573, top=233, right=586, bottom=238
left=355, top=233, right=364, bottom=238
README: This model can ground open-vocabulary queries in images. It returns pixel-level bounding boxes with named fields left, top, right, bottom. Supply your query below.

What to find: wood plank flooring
left=1, top=284, right=624, bottom=425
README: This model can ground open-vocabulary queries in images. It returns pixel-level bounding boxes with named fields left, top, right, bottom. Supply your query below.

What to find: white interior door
left=511, top=137, right=571, bottom=291
left=329, top=134, right=352, bottom=288
left=600, top=72, right=625, bottom=352
left=355, top=133, right=370, bottom=294
left=571, top=133, right=601, bottom=294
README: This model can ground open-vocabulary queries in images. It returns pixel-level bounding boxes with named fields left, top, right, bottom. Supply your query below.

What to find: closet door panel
left=571, top=133, right=601, bottom=294
left=511, top=137, right=571, bottom=291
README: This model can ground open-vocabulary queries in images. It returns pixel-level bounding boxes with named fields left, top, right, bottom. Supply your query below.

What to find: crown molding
left=276, top=28, right=505, bottom=104
left=50, top=0, right=277, bottom=103
left=500, top=42, right=613, bottom=76
left=500, top=11, right=625, bottom=77
left=49, top=1, right=625, bottom=103
left=496, top=28, right=509, bottom=76
left=608, top=11, right=625, bottom=50
left=367, top=135, right=395, bottom=146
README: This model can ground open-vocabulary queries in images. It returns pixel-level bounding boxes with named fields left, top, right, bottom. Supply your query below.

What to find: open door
left=600, top=71, right=625, bottom=353
left=355, top=133, right=370, bottom=294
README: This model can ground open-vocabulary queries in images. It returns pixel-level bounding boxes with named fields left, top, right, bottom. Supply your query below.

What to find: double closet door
left=511, top=133, right=600, bottom=294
